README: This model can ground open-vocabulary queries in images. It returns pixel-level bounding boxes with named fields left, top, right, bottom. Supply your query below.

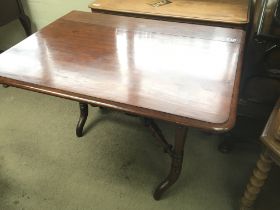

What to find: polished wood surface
left=0, top=11, right=245, bottom=131
left=89, top=0, right=250, bottom=25
left=261, top=98, right=280, bottom=157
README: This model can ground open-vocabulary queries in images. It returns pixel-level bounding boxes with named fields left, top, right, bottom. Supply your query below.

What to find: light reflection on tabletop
left=0, top=11, right=244, bottom=125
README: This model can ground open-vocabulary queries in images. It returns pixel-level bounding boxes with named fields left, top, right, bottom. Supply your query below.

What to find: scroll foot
left=240, top=150, right=273, bottom=210
left=153, top=125, right=188, bottom=200
left=76, top=102, right=88, bottom=137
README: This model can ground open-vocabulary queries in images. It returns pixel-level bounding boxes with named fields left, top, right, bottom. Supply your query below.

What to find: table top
left=0, top=11, right=245, bottom=131
left=262, top=98, right=280, bottom=157
left=89, top=0, right=251, bottom=26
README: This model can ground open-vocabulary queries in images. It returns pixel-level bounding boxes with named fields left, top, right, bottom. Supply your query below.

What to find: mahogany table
left=0, top=11, right=245, bottom=200
left=89, top=0, right=251, bottom=28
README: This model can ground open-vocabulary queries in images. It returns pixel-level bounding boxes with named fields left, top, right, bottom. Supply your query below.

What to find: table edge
left=261, top=98, right=280, bottom=157
left=88, top=2, right=251, bottom=26
left=0, top=65, right=240, bottom=133
left=0, top=11, right=246, bottom=132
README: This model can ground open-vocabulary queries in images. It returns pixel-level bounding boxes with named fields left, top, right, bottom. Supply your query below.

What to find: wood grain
left=89, top=0, right=250, bottom=26
left=240, top=98, right=280, bottom=210
left=261, top=98, right=280, bottom=157
left=0, top=11, right=245, bottom=131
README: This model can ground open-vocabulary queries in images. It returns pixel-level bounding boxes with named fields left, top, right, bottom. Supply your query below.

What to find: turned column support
left=240, top=150, right=273, bottom=210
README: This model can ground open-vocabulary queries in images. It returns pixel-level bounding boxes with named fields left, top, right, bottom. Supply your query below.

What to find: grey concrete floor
left=0, top=87, right=279, bottom=210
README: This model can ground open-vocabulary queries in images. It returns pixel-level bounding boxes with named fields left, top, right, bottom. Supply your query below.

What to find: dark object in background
left=0, top=0, right=32, bottom=88
left=219, top=0, right=280, bottom=153
left=256, top=0, right=280, bottom=41
left=0, top=0, right=31, bottom=36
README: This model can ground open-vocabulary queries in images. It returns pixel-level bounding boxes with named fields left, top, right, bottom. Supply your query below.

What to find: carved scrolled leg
left=240, top=150, right=273, bottom=210
left=76, top=102, right=88, bottom=137
left=153, top=125, right=188, bottom=200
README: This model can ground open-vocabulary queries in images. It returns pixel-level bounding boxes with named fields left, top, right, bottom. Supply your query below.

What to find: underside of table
left=76, top=102, right=188, bottom=200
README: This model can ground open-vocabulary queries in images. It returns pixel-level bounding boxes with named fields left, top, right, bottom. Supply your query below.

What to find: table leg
left=143, top=118, right=172, bottom=154
left=76, top=102, right=88, bottom=137
left=240, top=150, right=273, bottom=210
left=153, top=125, right=188, bottom=200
